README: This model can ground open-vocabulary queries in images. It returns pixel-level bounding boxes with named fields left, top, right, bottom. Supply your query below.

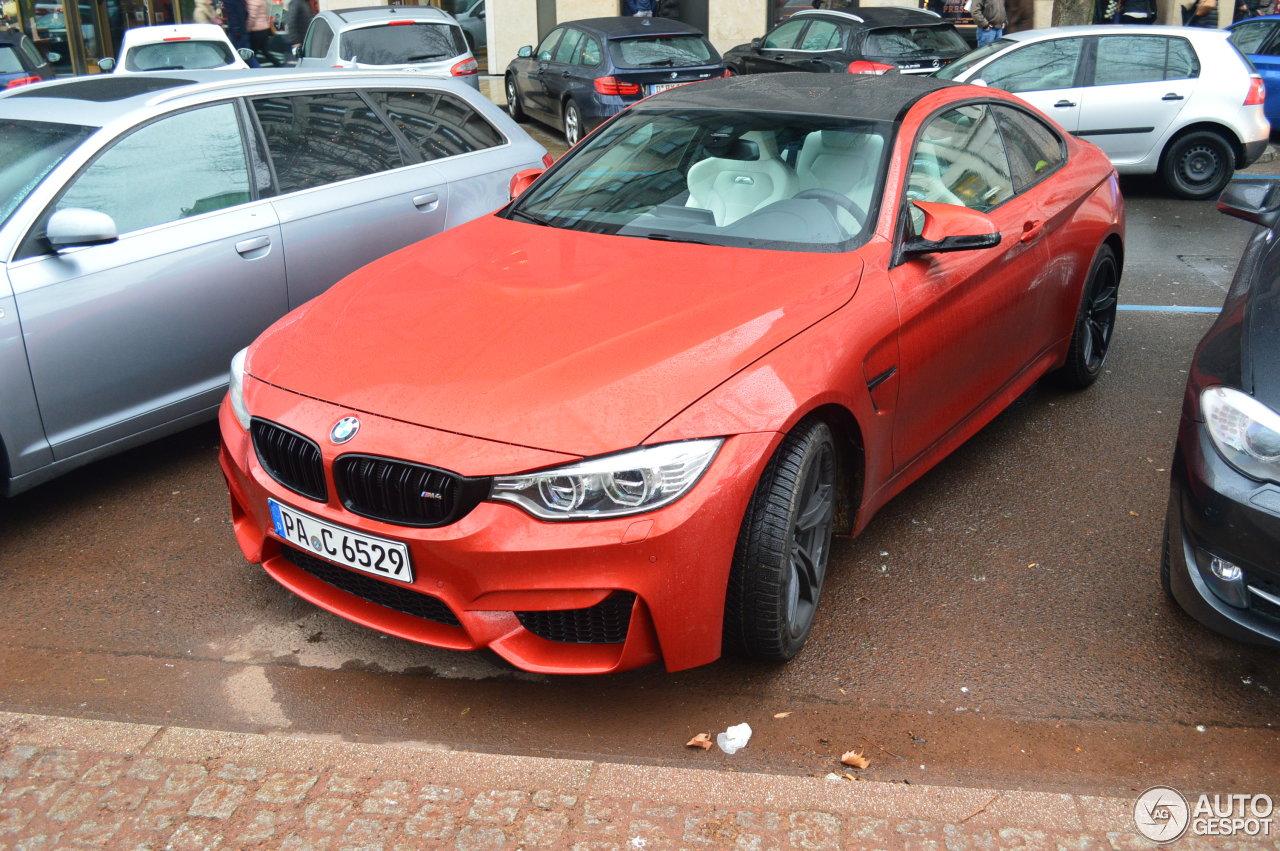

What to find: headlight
left=228, top=347, right=251, bottom=431
left=1202, top=385, right=1280, bottom=483
left=489, top=438, right=723, bottom=520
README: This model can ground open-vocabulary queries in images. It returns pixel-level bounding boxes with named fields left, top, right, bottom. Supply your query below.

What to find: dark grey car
left=0, top=70, right=546, bottom=496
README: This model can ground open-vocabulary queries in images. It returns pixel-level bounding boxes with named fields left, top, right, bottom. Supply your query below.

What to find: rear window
left=610, top=35, right=716, bottom=68
left=0, top=118, right=95, bottom=228
left=339, top=22, right=465, bottom=64
left=864, top=25, right=968, bottom=56
left=125, top=40, right=235, bottom=71
left=0, top=45, right=23, bottom=74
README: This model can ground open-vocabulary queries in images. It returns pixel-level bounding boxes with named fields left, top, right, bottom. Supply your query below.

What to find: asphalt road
left=1, top=164, right=1277, bottom=799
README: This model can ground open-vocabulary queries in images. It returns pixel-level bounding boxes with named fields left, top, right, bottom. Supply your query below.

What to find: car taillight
left=847, top=60, right=894, bottom=75
left=451, top=57, right=478, bottom=76
left=1245, top=75, right=1266, bottom=106
left=5, top=75, right=41, bottom=88
left=594, top=76, right=641, bottom=95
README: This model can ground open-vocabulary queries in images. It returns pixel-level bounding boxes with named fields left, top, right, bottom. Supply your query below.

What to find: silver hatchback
left=295, top=6, right=479, bottom=89
left=0, top=70, right=547, bottom=496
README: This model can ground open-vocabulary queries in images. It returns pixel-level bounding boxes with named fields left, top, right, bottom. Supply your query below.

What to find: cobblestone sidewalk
left=2, top=711, right=1275, bottom=850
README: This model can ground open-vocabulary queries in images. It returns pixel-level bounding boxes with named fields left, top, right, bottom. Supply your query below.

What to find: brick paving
left=3, top=712, right=1277, bottom=850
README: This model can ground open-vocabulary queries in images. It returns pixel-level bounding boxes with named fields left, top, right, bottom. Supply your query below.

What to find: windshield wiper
left=509, top=208, right=555, bottom=227
left=643, top=232, right=708, bottom=244
left=406, top=53, right=448, bottom=61
left=640, top=58, right=678, bottom=67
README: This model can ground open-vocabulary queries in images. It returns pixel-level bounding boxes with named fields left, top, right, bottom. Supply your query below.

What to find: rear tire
left=724, top=419, right=837, bottom=661
left=505, top=75, right=526, bottom=122
left=1161, top=130, right=1234, bottom=200
left=1052, top=245, right=1118, bottom=389
left=563, top=101, right=583, bottom=146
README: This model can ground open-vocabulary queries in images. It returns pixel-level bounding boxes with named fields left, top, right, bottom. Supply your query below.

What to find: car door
left=522, top=28, right=564, bottom=121
left=888, top=102, right=1051, bottom=468
left=5, top=100, right=287, bottom=460
left=545, top=26, right=586, bottom=123
left=966, top=37, right=1087, bottom=135
left=250, top=88, right=450, bottom=308
left=1075, top=34, right=1196, bottom=166
left=741, top=18, right=808, bottom=74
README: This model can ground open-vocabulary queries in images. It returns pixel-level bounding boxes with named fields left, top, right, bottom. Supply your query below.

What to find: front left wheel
left=724, top=419, right=838, bottom=661
left=1053, top=244, right=1118, bottom=389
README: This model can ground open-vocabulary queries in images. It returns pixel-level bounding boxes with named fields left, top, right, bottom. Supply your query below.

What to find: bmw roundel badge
left=330, top=416, right=360, bottom=444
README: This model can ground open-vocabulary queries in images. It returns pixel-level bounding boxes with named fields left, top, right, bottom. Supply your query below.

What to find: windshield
left=126, top=39, right=235, bottom=70
left=610, top=35, right=716, bottom=68
left=340, top=22, right=464, bottom=64
left=506, top=108, right=890, bottom=253
left=0, top=118, right=95, bottom=229
left=864, top=26, right=968, bottom=56
left=934, top=38, right=1012, bottom=78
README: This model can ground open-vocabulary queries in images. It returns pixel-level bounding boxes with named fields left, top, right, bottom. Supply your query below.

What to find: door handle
left=1162, top=92, right=1185, bottom=101
left=413, top=193, right=440, bottom=211
left=1054, top=99, right=1076, bottom=108
left=235, top=235, right=270, bottom=257
left=1019, top=220, right=1043, bottom=244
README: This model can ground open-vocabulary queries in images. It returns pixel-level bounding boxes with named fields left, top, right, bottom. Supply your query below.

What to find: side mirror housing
left=899, top=201, right=1001, bottom=260
left=238, top=47, right=256, bottom=61
left=509, top=168, right=544, bottom=199
left=517, top=45, right=532, bottom=58
left=751, top=37, right=762, bottom=49
left=1217, top=178, right=1280, bottom=229
left=96, top=56, right=115, bottom=71
left=47, top=208, right=119, bottom=250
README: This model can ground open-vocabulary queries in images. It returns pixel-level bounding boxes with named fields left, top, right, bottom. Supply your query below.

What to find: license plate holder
left=269, top=499, right=414, bottom=584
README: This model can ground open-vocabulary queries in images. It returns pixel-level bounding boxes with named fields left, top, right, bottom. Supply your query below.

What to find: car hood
left=248, top=216, right=863, bottom=459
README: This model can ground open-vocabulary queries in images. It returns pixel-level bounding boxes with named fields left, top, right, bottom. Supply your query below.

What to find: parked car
left=0, top=70, right=547, bottom=497
left=505, top=16, right=725, bottom=146
left=96, top=24, right=251, bottom=72
left=723, top=7, right=970, bottom=77
left=295, top=6, right=478, bottom=89
left=456, top=0, right=485, bottom=51
left=937, top=25, right=1270, bottom=199
left=219, top=72, right=1124, bottom=674
left=1163, top=178, right=1280, bottom=649
left=0, top=30, right=55, bottom=88
left=1228, top=14, right=1280, bottom=130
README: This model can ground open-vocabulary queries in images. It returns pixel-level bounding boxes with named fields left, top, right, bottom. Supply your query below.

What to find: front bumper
left=218, top=389, right=776, bottom=674
left=1164, top=414, right=1280, bottom=648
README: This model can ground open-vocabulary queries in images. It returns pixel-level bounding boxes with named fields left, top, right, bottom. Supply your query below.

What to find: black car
left=1163, top=178, right=1280, bottom=648
left=0, top=31, right=55, bottom=90
left=724, top=7, right=969, bottom=76
left=504, top=16, right=724, bottom=146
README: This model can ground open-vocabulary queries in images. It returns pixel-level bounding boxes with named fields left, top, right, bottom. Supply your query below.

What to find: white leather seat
left=908, top=140, right=966, bottom=207
left=796, top=129, right=884, bottom=232
left=686, top=131, right=798, bottom=226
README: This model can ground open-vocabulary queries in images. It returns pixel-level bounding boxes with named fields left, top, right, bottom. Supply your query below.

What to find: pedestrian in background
left=284, top=0, right=313, bottom=50
left=1183, top=0, right=1217, bottom=26
left=622, top=0, right=655, bottom=16
left=970, top=0, right=1007, bottom=45
left=246, top=0, right=281, bottom=65
left=192, top=0, right=220, bottom=25
left=221, top=0, right=253, bottom=63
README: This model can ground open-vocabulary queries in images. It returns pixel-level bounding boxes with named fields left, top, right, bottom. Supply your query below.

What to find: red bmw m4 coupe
left=220, top=73, right=1124, bottom=674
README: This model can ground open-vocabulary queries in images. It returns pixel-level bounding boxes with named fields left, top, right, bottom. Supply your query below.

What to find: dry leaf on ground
left=841, top=750, right=871, bottom=769
left=686, top=733, right=713, bottom=750
left=773, top=712, right=792, bottom=719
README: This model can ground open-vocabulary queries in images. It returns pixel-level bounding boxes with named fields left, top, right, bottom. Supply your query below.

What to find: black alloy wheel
left=1161, top=130, right=1234, bottom=200
left=1054, top=245, right=1119, bottom=389
left=724, top=419, right=838, bottom=661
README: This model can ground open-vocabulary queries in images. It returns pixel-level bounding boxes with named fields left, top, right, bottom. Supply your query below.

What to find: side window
left=1230, top=20, right=1279, bottom=54
left=535, top=29, right=562, bottom=61
left=992, top=104, right=1066, bottom=191
left=1166, top=38, right=1198, bottom=79
left=579, top=35, right=602, bottom=66
left=908, top=103, right=1014, bottom=211
left=19, top=36, right=46, bottom=67
left=762, top=19, right=807, bottom=50
left=304, top=19, right=333, bottom=58
left=54, top=103, right=249, bottom=234
left=799, top=21, right=842, bottom=51
left=252, top=91, right=404, bottom=194
left=1094, top=35, right=1190, bottom=86
left=976, top=37, right=1083, bottom=93
left=552, top=28, right=583, bottom=64
left=375, top=90, right=505, bottom=160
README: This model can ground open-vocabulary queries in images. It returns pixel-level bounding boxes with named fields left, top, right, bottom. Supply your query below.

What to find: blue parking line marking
left=1118, top=305, right=1220, bottom=314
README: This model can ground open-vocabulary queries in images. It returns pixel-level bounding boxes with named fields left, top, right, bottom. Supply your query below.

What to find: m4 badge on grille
left=420, top=491, right=444, bottom=500
left=330, top=416, right=360, bottom=444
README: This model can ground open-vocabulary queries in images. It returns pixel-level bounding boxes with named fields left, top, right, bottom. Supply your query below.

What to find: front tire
left=1161, top=130, right=1234, bottom=200
left=724, top=420, right=838, bottom=661
left=505, top=75, right=526, bottom=122
left=563, top=101, right=583, bottom=146
left=1053, top=245, right=1118, bottom=389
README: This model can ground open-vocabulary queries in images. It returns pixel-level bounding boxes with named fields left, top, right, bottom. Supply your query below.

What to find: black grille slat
left=334, top=454, right=487, bottom=528
left=516, top=593, right=636, bottom=644
left=252, top=419, right=327, bottom=502
left=279, top=545, right=461, bottom=627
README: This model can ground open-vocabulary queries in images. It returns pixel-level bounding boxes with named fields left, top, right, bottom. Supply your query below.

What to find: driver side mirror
left=238, top=47, right=255, bottom=61
left=517, top=45, right=532, bottom=58
left=96, top=56, right=115, bottom=71
left=46, top=208, right=118, bottom=251
left=509, top=168, right=544, bottom=199
left=898, top=200, right=1001, bottom=261
left=751, top=37, right=762, bottom=50
left=1217, top=177, right=1280, bottom=229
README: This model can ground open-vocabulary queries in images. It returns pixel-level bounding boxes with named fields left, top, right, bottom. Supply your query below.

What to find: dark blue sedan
left=504, top=16, right=725, bottom=145
left=1229, top=15, right=1280, bottom=130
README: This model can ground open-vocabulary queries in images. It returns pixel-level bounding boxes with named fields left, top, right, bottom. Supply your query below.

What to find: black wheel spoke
left=795, top=482, right=833, bottom=533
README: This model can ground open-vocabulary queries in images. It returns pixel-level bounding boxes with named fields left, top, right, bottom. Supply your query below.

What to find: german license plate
left=648, top=82, right=682, bottom=94
left=269, top=499, right=413, bottom=583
